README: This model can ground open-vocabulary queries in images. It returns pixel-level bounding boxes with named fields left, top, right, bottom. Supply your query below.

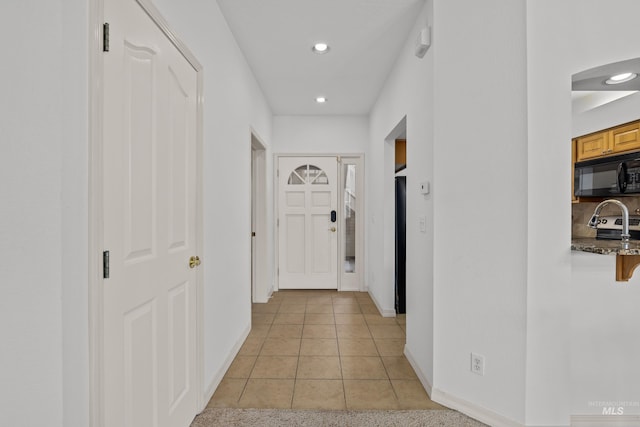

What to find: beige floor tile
left=355, top=292, right=373, bottom=300
left=359, top=304, right=381, bottom=315
left=250, top=356, right=298, bottom=379
left=382, top=356, right=418, bottom=379
left=338, top=338, right=379, bottom=356
left=391, top=379, right=445, bottom=409
left=374, top=339, right=405, bottom=356
left=333, top=297, right=357, bottom=305
left=260, top=338, right=301, bottom=356
left=302, top=324, right=337, bottom=339
left=396, top=314, right=406, bottom=325
left=238, top=379, right=295, bottom=409
left=225, top=356, right=256, bottom=378
left=368, top=324, right=405, bottom=339
left=247, top=323, right=271, bottom=338
left=273, top=312, right=305, bottom=325
left=278, top=303, right=306, bottom=314
left=334, top=313, right=366, bottom=325
left=267, top=324, right=303, bottom=339
left=306, top=296, right=333, bottom=305
left=292, top=380, right=346, bottom=410
left=336, top=324, right=372, bottom=339
left=343, top=380, right=399, bottom=410
left=333, top=304, right=362, bottom=314
left=252, top=313, right=275, bottom=324
left=341, top=356, right=387, bottom=379
left=207, top=378, right=246, bottom=408
left=238, top=336, right=265, bottom=356
left=364, top=314, right=399, bottom=325
left=297, top=356, right=342, bottom=379
left=305, top=304, right=333, bottom=314
left=300, top=338, right=339, bottom=356
left=252, top=303, right=280, bottom=313
left=304, top=313, right=335, bottom=324
left=282, top=296, right=307, bottom=304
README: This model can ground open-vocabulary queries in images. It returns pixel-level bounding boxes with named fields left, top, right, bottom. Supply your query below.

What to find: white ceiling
left=571, top=57, right=640, bottom=112
left=216, top=0, right=427, bottom=115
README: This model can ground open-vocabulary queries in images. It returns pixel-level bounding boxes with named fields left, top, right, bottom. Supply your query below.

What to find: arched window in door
left=287, top=164, right=329, bottom=185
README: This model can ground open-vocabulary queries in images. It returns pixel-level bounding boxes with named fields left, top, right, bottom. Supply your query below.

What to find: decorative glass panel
left=343, top=164, right=356, bottom=274
left=288, top=170, right=304, bottom=185
left=311, top=171, right=328, bottom=185
left=288, top=164, right=329, bottom=185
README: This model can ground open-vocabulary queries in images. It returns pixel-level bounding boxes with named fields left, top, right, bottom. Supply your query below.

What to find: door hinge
left=277, top=218, right=279, bottom=227
left=103, top=23, right=110, bottom=52
left=103, top=250, right=110, bottom=279
left=277, top=169, right=279, bottom=177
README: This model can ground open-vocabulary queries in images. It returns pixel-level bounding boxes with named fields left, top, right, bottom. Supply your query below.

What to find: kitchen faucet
left=588, top=199, right=630, bottom=248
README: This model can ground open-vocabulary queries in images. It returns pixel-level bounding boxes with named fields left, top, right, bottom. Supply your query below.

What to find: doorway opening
left=383, top=117, right=407, bottom=316
left=275, top=154, right=364, bottom=292
left=395, top=138, right=407, bottom=314
left=251, top=132, right=268, bottom=303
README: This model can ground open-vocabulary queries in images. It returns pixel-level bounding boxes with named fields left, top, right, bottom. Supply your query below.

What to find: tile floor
left=206, top=290, right=445, bottom=411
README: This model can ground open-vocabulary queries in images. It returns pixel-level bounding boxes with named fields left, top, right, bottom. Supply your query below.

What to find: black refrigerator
left=395, top=176, right=406, bottom=314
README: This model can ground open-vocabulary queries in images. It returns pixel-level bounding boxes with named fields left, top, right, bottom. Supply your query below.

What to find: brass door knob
left=189, top=256, right=201, bottom=268
left=329, top=227, right=336, bottom=232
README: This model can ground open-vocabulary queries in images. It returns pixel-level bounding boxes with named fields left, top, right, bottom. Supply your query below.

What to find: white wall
left=273, top=115, right=368, bottom=153
left=0, top=1, right=88, bottom=426
left=528, top=0, right=640, bottom=420
left=367, top=0, right=435, bottom=388
left=153, top=0, right=273, bottom=395
left=431, top=0, right=528, bottom=425
left=573, top=92, right=640, bottom=138
left=1, top=0, right=273, bottom=425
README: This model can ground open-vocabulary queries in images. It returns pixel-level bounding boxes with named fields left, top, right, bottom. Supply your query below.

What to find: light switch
left=420, top=181, right=430, bottom=195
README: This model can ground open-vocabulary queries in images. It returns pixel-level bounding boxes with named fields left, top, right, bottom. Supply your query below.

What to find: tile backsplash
left=572, top=196, right=640, bottom=238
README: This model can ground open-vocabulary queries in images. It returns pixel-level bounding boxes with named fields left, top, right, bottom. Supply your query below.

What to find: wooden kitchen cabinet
left=575, top=120, right=640, bottom=162
left=610, top=121, right=640, bottom=153
left=571, top=138, right=577, bottom=203
left=576, top=131, right=609, bottom=161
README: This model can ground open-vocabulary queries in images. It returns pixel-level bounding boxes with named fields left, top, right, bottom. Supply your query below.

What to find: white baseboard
left=403, top=345, right=433, bottom=397
left=571, top=415, right=640, bottom=427
left=368, top=290, right=396, bottom=317
left=430, top=388, right=524, bottom=427
left=202, top=323, right=251, bottom=410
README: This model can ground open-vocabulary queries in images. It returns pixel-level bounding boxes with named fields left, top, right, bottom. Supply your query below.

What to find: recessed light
left=315, top=97, right=327, bottom=103
left=605, top=72, right=638, bottom=85
left=312, top=42, right=330, bottom=54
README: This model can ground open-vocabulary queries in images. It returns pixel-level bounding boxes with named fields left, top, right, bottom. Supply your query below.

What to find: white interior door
left=102, top=0, right=199, bottom=426
left=278, top=156, right=338, bottom=289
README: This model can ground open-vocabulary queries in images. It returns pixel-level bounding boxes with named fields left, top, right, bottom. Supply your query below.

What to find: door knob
left=329, top=227, right=336, bottom=232
left=189, top=256, right=201, bottom=268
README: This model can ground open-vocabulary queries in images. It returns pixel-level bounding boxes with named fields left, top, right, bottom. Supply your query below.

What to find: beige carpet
left=191, top=408, right=487, bottom=426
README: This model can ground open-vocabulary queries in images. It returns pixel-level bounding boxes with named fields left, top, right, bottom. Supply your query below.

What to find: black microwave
left=575, top=152, right=640, bottom=197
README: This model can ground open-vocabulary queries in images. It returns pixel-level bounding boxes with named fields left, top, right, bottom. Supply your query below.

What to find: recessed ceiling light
left=315, top=97, right=327, bottom=103
left=605, top=72, right=638, bottom=85
left=312, top=42, right=330, bottom=54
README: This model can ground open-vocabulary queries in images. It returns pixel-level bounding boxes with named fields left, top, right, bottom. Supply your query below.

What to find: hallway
left=206, top=290, right=444, bottom=410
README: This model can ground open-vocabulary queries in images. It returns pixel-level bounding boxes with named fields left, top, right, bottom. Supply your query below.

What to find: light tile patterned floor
left=206, top=290, right=445, bottom=411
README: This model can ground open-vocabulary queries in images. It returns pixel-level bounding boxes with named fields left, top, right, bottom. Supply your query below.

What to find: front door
left=102, top=0, right=199, bottom=426
left=278, top=157, right=338, bottom=289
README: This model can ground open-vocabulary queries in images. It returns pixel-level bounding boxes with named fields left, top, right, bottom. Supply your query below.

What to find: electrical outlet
left=471, top=353, right=485, bottom=376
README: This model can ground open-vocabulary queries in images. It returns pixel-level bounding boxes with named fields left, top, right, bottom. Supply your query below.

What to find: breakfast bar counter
left=571, top=238, right=640, bottom=255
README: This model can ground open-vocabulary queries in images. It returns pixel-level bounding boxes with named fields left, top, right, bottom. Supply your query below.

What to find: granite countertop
left=571, top=238, right=640, bottom=255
